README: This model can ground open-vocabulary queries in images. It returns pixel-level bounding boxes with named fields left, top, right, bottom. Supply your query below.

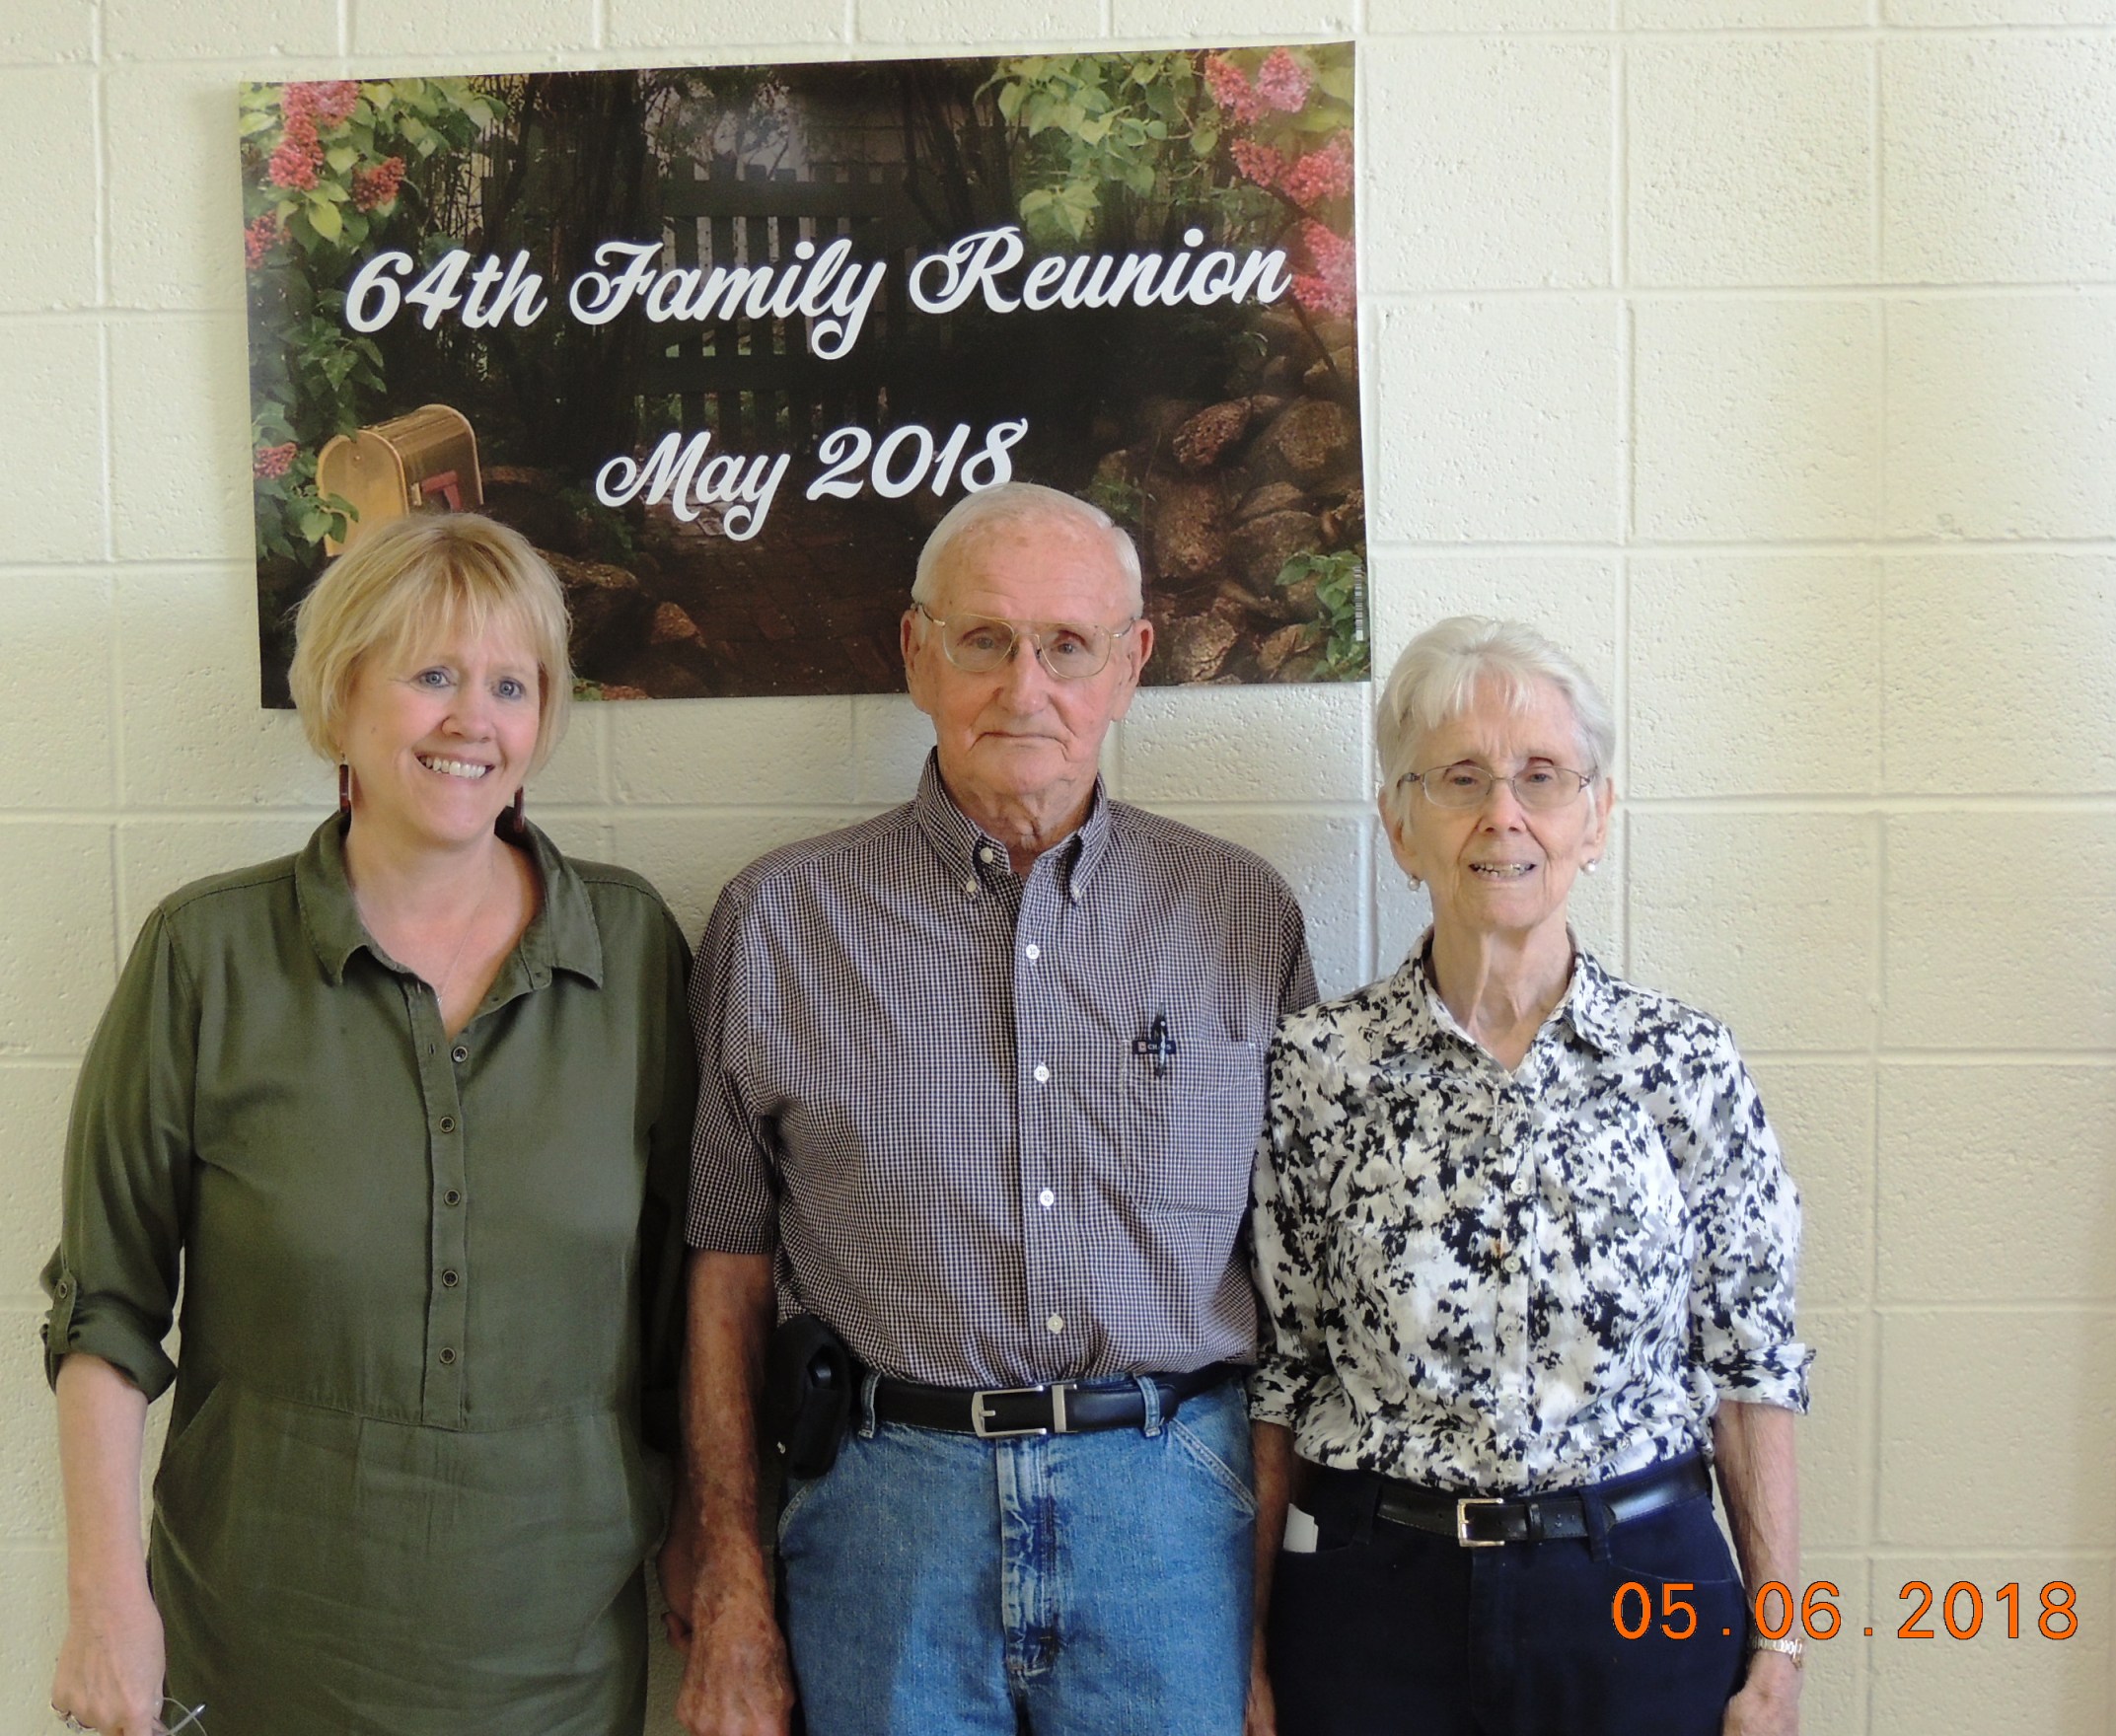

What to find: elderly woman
left=43, top=514, right=693, bottom=1736
left=1247, top=616, right=1810, bottom=1736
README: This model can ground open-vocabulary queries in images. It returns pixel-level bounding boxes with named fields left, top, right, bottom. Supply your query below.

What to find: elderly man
left=665, top=482, right=1315, bottom=1736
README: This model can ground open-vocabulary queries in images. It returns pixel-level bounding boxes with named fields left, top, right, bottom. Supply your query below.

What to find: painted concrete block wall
left=2, top=2, right=2112, bottom=1731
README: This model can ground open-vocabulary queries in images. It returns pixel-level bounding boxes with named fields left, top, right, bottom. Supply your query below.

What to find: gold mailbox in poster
left=315, top=403, right=484, bottom=554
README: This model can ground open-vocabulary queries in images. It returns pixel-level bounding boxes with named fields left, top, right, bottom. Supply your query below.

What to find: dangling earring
left=507, top=787, right=527, bottom=836
left=338, top=762, right=352, bottom=815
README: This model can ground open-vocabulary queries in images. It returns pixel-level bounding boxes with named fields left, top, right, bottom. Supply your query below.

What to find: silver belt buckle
left=971, top=1383, right=1067, bottom=1438
left=1455, top=1496, right=1506, bottom=1548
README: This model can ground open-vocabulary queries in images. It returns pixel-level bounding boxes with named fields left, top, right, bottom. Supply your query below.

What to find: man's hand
left=1721, top=1651, right=1800, bottom=1736
left=1242, top=1639, right=1277, bottom=1736
left=657, top=1508, right=699, bottom=1649
left=673, top=1576, right=795, bottom=1736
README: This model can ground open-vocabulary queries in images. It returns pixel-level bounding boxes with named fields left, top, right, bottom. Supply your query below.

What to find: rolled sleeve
left=1674, top=1032, right=1812, bottom=1414
left=684, top=877, right=779, bottom=1255
left=41, top=908, right=197, bottom=1400
left=1247, top=1026, right=1337, bottom=1430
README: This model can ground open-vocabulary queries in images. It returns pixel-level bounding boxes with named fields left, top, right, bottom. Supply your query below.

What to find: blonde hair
left=289, top=513, right=573, bottom=774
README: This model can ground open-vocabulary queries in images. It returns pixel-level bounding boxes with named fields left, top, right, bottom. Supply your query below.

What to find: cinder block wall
left=2, top=2, right=2112, bottom=1731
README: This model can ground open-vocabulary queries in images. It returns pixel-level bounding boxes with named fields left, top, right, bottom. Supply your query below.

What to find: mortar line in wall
left=1869, top=31, right=1885, bottom=306
left=14, top=791, right=2116, bottom=823
left=1868, top=1301, right=2116, bottom=1315
left=1362, top=537, right=2116, bottom=556
left=1357, top=284, right=2116, bottom=302
left=1351, top=23, right=2116, bottom=39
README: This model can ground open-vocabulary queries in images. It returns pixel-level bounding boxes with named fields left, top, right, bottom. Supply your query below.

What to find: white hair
left=912, top=482, right=1143, bottom=615
left=1376, top=616, right=1615, bottom=827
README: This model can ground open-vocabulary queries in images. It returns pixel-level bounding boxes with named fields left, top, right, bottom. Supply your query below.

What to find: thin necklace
left=353, top=842, right=499, bottom=1008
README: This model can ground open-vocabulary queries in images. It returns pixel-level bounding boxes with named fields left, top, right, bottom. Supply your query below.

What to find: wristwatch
left=1747, top=1633, right=1805, bottom=1670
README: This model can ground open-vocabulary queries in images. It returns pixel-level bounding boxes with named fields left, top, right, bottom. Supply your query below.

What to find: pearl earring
left=1583, top=859, right=1600, bottom=875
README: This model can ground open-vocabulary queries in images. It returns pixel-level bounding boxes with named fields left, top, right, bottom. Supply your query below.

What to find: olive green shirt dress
left=40, top=815, right=695, bottom=1736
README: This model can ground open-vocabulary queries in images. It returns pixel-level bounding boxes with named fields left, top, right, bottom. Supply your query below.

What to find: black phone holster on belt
left=766, top=1314, right=854, bottom=1479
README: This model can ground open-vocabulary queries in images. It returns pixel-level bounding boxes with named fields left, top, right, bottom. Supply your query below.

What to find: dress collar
left=295, top=812, right=604, bottom=989
left=1388, top=927, right=1625, bottom=1063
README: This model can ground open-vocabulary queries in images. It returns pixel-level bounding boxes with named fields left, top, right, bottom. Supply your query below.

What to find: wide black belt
left=1375, top=1455, right=1712, bottom=1548
left=870, top=1363, right=1237, bottom=1439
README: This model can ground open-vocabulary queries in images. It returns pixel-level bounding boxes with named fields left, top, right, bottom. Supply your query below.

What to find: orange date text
left=1611, top=1580, right=2079, bottom=1642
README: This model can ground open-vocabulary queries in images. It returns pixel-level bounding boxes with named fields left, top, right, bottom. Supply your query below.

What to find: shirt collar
left=1385, top=927, right=1625, bottom=1065
left=295, top=813, right=604, bottom=989
left=910, top=751, right=1114, bottom=902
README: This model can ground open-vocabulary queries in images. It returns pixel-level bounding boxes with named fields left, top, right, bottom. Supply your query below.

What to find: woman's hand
left=51, top=1576, right=165, bottom=1736
left=1721, top=1650, right=1800, bottom=1736
left=52, top=1356, right=161, bottom=1735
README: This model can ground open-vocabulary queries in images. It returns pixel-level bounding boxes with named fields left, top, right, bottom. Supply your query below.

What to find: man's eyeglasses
left=916, top=605, right=1138, bottom=683
left=1399, top=761, right=1596, bottom=812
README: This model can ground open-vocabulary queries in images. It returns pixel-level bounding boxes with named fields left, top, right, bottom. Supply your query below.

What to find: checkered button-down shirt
left=688, top=755, right=1316, bottom=1389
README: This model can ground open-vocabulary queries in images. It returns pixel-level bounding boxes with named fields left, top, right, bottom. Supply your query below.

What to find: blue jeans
left=1269, top=1456, right=1747, bottom=1736
left=776, top=1378, right=1256, bottom=1736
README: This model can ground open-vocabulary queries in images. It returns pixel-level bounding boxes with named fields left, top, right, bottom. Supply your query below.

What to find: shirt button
left=438, top=1116, right=457, bottom=1133
left=443, top=1189, right=463, bottom=1207
left=438, top=1346, right=457, bottom=1366
left=1510, top=1177, right=1530, bottom=1198
left=441, top=1268, right=461, bottom=1288
left=1046, top=1314, right=1064, bottom=1335
left=1039, top=1188, right=1055, bottom=1208
left=962, top=878, right=978, bottom=897
left=452, top=1045, right=469, bottom=1064
left=1033, top=1063, right=1050, bottom=1084
left=1024, top=944, right=1041, bottom=961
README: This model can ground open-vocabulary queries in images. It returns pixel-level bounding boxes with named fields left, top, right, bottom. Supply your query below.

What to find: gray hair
left=1376, top=616, right=1614, bottom=827
left=912, top=482, right=1143, bottom=615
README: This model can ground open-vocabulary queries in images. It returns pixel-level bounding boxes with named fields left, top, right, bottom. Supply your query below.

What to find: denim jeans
left=776, top=1378, right=1256, bottom=1736
left=1268, top=1455, right=1748, bottom=1736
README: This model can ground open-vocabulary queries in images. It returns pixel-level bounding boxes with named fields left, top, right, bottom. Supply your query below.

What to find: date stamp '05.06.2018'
left=1613, top=1580, right=2080, bottom=1645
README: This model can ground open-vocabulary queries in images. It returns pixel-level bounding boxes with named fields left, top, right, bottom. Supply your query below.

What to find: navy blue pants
left=1268, top=1457, right=1747, bottom=1736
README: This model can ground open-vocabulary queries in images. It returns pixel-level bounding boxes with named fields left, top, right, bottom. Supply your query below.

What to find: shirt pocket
left=1118, top=1038, right=1266, bottom=1215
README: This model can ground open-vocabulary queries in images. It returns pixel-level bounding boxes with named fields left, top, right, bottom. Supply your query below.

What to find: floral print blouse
left=1249, top=939, right=1811, bottom=1492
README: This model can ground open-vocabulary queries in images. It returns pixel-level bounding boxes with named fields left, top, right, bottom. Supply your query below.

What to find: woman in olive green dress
left=44, top=514, right=694, bottom=1736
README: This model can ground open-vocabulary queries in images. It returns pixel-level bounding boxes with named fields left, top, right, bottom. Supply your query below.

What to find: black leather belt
left=870, top=1363, right=1236, bottom=1439
left=1376, top=1455, right=1712, bottom=1548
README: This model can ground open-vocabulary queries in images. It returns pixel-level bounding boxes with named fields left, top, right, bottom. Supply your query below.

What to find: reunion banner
left=239, top=49, right=1365, bottom=701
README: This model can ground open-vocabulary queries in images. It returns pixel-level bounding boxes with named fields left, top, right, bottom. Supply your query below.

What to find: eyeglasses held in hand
left=1400, top=761, right=1597, bottom=811
left=916, top=605, right=1139, bottom=682
left=162, top=1701, right=208, bottom=1736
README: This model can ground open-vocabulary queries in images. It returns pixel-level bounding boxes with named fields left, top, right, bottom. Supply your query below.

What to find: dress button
left=962, top=878, right=979, bottom=897
left=1024, top=944, right=1041, bottom=961
left=979, top=846, right=996, bottom=863
left=1510, top=1177, right=1530, bottom=1198
left=1039, top=1188, right=1056, bottom=1208
left=452, top=1045, right=469, bottom=1064
left=441, top=1268, right=460, bottom=1288
left=438, top=1346, right=457, bottom=1366
left=1046, top=1314, right=1064, bottom=1335
left=1033, top=1063, right=1050, bottom=1084
left=438, top=1116, right=457, bottom=1133
left=443, top=1189, right=463, bottom=1207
